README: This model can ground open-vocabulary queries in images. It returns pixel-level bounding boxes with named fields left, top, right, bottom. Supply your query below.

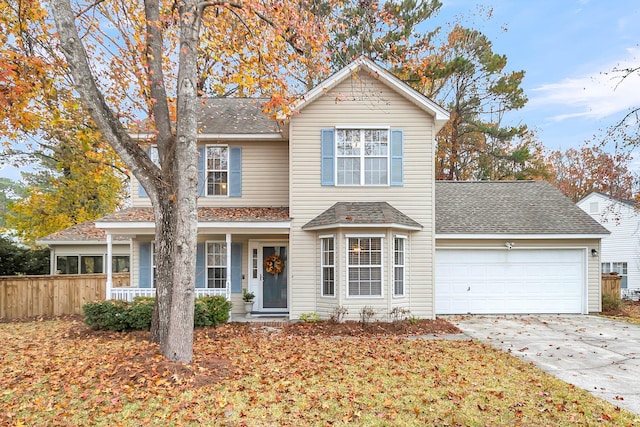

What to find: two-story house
left=40, top=58, right=608, bottom=318
left=578, top=192, right=640, bottom=298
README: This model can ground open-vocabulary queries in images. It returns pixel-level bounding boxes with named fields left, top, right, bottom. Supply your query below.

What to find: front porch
left=109, top=286, right=229, bottom=301
left=96, top=208, right=292, bottom=318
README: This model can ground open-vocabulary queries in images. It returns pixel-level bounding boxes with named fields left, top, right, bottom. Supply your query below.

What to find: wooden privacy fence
left=602, top=274, right=621, bottom=300
left=0, top=273, right=129, bottom=320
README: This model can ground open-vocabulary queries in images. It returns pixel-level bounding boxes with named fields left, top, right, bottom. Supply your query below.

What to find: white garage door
left=435, top=249, right=585, bottom=314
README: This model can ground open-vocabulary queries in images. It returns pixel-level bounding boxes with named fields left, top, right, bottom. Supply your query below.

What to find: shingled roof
left=37, top=220, right=129, bottom=243
left=197, top=98, right=282, bottom=135
left=302, top=202, right=422, bottom=230
left=435, top=180, right=609, bottom=235
left=96, top=207, right=290, bottom=223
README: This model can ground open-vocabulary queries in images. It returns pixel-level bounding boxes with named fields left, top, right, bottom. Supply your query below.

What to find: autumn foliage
left=547, top=144, right=639, bottom=203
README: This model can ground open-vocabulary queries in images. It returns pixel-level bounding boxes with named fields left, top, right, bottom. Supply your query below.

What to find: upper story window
left=336, top=129, right=389, bottom=186
left=206, top=145, right=228, bottom=196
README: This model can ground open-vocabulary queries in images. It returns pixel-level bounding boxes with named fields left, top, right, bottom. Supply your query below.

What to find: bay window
left=393, top=236, right=406, bottom=296
left=321, top=237, right=335, bottom=297
left=347, top=236, right=383, bottom=297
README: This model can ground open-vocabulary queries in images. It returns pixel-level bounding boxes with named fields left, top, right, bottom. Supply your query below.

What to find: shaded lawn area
left=1, top=320, right=639, bottom=426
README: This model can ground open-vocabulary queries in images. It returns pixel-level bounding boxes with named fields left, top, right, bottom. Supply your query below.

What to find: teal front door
left=262, top=246, right=287, bottom=310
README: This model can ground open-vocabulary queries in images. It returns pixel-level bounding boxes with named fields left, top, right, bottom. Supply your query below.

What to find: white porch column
left=105, top=233, right=113, bottom=300
left=226, top=233, right=232, bottom=300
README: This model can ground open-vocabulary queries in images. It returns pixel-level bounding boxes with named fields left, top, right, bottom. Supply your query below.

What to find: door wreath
left=264, top=253, right=284, bottom=275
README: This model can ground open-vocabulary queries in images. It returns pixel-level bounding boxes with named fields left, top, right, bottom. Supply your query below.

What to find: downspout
left=226, top=233, right=232, bottom=301
left=106, top=233, right=113, bottom=299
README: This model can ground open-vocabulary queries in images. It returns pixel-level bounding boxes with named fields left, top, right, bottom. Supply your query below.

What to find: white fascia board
left=294, top=57, right=449, bottom=129
left=95, top=223, right=155, bottom=237
left=35, top=240, right=130, bottom=246
left=96, top=221, right=291, bottom=234
left=197, top=133, right=284, bottom=140
left=303, top=223, right=422, bottom=232
left=198, top=221, right=291, bottom=230
left=435, top=233, right=609, bottom=240
left=129, top=132, right=284, bottom=141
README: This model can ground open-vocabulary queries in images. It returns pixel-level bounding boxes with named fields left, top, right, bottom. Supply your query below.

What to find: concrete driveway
left=452, top=315, right=640, bottom=414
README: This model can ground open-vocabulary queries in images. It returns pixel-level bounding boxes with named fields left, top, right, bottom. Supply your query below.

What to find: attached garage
left=435, top=248, right=585, bottom=314
left=435, top=181, right=611, bottom=315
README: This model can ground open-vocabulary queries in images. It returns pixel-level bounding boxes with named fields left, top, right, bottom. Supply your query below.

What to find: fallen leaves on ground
left=601, top=300, right=640, bottom=325
left=1, top=319, right=638, bottom=426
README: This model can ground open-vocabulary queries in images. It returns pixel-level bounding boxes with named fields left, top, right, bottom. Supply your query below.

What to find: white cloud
left=529, top=48, right=640, bottom=122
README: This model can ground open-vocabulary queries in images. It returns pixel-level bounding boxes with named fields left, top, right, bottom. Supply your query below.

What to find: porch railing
left=110, top=287, right=229, bottom=302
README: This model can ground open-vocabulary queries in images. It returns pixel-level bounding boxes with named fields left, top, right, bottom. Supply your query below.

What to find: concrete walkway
left=452, top=315, right=640, bottom=415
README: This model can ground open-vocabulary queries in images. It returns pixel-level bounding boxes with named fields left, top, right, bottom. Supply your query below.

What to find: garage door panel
left=436, top=249, right=585, bottom=314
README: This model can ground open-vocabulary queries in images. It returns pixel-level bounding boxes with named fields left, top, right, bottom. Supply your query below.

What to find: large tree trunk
left=150, top=191, right=176, bottom=345
left=52, top=0, right=200, bottom=363
left=160, top=0, right=201, bottom=362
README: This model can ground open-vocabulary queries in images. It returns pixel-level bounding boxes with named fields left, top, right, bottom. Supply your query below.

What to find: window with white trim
left=56, top=256, right=78, bottom=274
left=207, top=242, right=227, bottom=288
left=112, top=256, right=130, bottom=273
left=321, top=237, right=335, bottom=297
left=206, top=145, right=228, bottom=196
left=336, top=129, right=389, bottom=185
left=602, top=261, right=628, bottom=288
left=347, top=236, right=382, bottom=297
left=81, top=256, right=104, bottom=274
left=252, top=248, right=259, bottom=279
left=393, top=237, right=405, bottom=296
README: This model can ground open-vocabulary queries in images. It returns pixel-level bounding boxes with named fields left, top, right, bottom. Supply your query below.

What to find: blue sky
left=438, top=0, right=640, bottom=154
left=1, top=0, right=639, bottom=181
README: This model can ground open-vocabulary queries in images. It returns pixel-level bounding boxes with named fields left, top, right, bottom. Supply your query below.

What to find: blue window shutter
left=197, top=146, right=206, bottom=197
left=390, top=129, right=404, bottom=186
left=229, top=147, right=242, bottom=197
left=321, top=128, right=335, bottom=186
left=195, top=242, right=205, bottom=288
left=139, top=242, right=151, bottom=288
left=139, top=182, right=148, bottom=198
left=231, top=243, right=242, bottom=293
left=139, top=146, right=152, bottom=198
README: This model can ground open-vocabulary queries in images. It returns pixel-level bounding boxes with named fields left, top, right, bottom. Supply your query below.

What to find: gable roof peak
left=295, top=57, right=449, bottom=131
left=583, top=191, right=636, bottom=207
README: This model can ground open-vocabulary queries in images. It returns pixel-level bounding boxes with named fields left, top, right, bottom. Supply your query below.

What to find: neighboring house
left=37, top=220, right=130, bottom=275
left=577, top=192, right=640, bottom=298
left=42, top=58, right=609, bottom=318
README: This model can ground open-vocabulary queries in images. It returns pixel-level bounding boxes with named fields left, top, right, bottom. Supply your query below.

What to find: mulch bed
left=284, top=318, right=461, bottom=337
left=601, top=299, right=640, bottom=318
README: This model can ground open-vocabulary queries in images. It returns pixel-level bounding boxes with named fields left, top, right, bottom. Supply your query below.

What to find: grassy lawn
left=1, top=320, right=639, bottom=426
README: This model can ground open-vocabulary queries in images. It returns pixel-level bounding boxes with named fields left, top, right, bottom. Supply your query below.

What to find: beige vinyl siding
left=130, top=240, right=140, bottom=288
left=289, top=71, right=436, bottom=320
left=130, top=140, right=289, bottom=208
left=436, top=238, right=602, bottom=313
